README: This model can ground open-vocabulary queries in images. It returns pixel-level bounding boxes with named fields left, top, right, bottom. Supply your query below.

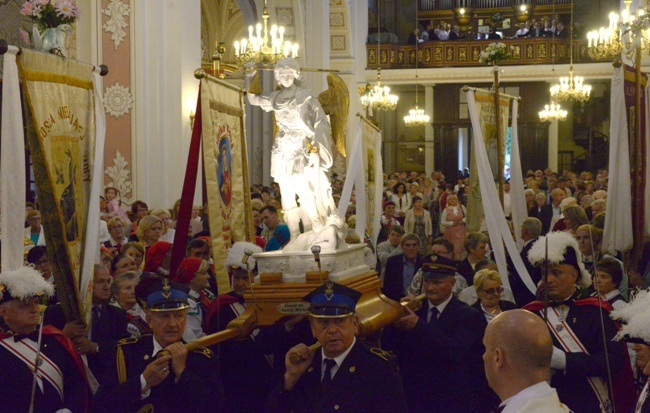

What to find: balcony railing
left=366, top=38, right=597, bottom=69
left=419, top=0, right=571, bottom=11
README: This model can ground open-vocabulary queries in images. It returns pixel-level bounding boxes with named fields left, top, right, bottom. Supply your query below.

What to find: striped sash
left=0, top=337, right=64, bottom=401
left=544, top=307, right=612, bottom=413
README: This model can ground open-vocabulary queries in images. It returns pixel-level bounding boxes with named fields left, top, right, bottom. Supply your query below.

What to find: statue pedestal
left=253, top=243, right=369, bottom=284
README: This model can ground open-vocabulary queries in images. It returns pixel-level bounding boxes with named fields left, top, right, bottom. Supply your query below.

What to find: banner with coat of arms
left=200, top=77, right=253, bottom=293
left=17, top=49, right=101, bottom=322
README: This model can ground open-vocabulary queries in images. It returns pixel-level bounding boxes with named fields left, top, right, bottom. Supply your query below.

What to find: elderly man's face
left=423, top=276, right=455, bottom=306
left=147, top=310, right=187, bottom=348
left=402, top=238, right=420, bottom=260
left=310, top=315, right=358, bottom=358
left=231, top=271, right=251, bottom=297
left=93, top=267, right=112, bottom=304
left=0, top=297, right=42, bottom=334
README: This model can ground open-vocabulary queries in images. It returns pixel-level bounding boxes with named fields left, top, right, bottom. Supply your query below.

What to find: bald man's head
left=483, top=310, right=553, bottom=398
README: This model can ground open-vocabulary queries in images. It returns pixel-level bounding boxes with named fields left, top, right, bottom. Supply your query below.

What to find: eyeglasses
left=481, top=287, right=503, bottom=296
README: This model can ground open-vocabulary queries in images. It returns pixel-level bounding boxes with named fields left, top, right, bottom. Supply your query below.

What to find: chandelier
left=538, top=102, right=567, bottom=122
left=549, top=0, right=591, bottom=103
left=586, top=4, right=650, bottom=61
left=233, top=0, right=299, bottom=69
left=361, top=0, right=398, bottom=111
left=550, top=67, right=592, bottom=102
left=404, top=3, right=428, bottom=126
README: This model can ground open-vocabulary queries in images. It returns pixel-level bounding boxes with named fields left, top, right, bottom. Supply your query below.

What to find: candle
left=234, top=40, right=240, bottom=56
left=279, top=26, right=285, bottom=43
left=291, top=43, right=299, bottom=57
left=248, top=25, right=253, bottom=40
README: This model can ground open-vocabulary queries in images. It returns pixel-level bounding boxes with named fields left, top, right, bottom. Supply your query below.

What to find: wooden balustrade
left=366, top=38, right=599, bottom=69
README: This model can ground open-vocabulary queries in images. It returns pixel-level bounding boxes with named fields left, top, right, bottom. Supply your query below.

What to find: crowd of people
left=4, top=162, right=650, bottom=412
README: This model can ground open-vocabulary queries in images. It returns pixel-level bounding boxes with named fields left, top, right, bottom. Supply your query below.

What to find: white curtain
left=466, top=90, right=536, bottom=294
left=509, top=100, right=527, bottom=251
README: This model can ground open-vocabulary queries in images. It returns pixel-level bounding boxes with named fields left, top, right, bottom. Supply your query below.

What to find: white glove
left=551, top=346, right=567, bottom=371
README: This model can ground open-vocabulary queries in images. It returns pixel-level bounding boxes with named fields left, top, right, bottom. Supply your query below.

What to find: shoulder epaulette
left=193, top=346, right=214, bottom=359
left=369, top=347, right=394, bottom=362
left=116, top=335, right=146, bottom=346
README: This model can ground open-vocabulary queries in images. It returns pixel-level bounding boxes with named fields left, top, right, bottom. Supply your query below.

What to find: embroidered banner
left=361, top=116, right=383, bottom=248
left=200, top=77, right=253, bottom=293
left=466, top=90, right=509, bottom=233
left=18, top=50, right=98, bottom=322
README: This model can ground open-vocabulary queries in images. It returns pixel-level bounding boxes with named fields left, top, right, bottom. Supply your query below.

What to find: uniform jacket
left=383, top=296, right=495, bottom=413
left=266, top=340, right=408, bottom=413
left=93, top=334, right=223, bottom=413
left=524, top=297, right=625, bottom=413
left=0, top=326, right=88, bottom=412
left=507, top=238, right=542, bottom=306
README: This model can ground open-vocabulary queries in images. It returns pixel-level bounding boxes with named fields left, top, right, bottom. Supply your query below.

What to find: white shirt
left=320, top=336, right=356, bottom=381
left=500, top=381, right=569, bottom=413
left=427, top=293, right=453, bottom=322
left=139, top=337, right=165, bottom=398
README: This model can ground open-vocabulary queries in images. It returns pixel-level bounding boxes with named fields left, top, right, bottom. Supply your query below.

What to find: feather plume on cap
left=224, top=242, right=263, bottom=271
left=527, top=231, right=592, bottom=288
left=0, top=266, right=55, bottom=303
left=611, top=290, right=650, bottom=343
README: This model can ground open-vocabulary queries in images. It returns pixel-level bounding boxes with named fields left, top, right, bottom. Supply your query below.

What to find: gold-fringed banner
left=201, top=77, right=253, bottom=293
left=19, top=50, right=96, bottom=322
left=360, top=116, right=383, bottom=247
left=466, top=89, right=509, bottom=233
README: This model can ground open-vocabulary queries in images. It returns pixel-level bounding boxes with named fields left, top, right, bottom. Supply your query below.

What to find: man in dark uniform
left=383, top=262, right=495, bottom=413
left=524, top=231, right=627, bottom=413
left=94, top=278, right=223, bottom=412
left=0, top=266, right=89, bottom=412
left=267, top=281, right=408, bottom=413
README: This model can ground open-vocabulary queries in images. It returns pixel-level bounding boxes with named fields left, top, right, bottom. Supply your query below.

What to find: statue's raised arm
left=247, top=58, right=344, bottom=252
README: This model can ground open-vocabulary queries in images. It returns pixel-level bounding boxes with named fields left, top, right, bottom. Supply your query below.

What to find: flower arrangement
left=20, top=0, right=80, bottom=30
left=479, top=42, right=514, bottom=66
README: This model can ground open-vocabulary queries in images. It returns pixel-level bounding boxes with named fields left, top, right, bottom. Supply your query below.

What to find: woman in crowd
left=151, top=208, right=176, bottom=243
left=592, top=257, right=626, bottom=310
left=440, top=193, right=466, bottom=260
left=562, top=205, right=589, bottom=235
left=24, top=209, right=46, bottom=246
left=404, top=196, right=432, bottom=255
left=103, top=217, right=129, bottom=251
left=574, top=224, right=603, bottom=274
left=134, top=215, right=163, bottom=247
left=390, top=182, right=411, bottom=224
left=120, top=242, right=145, bottom=272
left=99, top=246, right=113, bottom=271
left=143, top=241, right=173, bottom=277
left=111, top=253, right=138, bottom=276
left=110, top=271, right=149, bottom=337
left=472, top=269, right=516, bottom=322
left=524, top=188, right=536, bottom=211
left=26, top=246, right=57, bottom=305
left=457, top=232, right=490, bottom=286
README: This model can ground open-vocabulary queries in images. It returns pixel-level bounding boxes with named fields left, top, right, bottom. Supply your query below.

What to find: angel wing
left=318, top=74, right=349, bottom=157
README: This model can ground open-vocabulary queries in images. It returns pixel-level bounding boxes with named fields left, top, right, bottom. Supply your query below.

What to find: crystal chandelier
left=550, top=0, right=591, bottom=103
left=361, top=0, right=398, bottom=111
left=538, top=102, right=567, bottom=122
left=549, top=67, right=592, bottom=102
left=233, top=0, right=299, bottom=69
left=361, top=70, right=399, bottom=111
left=587, top=4, right=650, bottom=61
left=404, top=4, right=429, bottom=126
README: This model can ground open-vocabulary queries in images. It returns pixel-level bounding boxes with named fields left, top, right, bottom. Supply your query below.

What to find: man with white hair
left=0, top=266, right=89, bottom=412
left=524, top=231, right=628, bottom=413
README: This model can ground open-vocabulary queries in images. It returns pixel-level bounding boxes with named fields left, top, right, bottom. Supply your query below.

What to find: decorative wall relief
left=102, top=0, right=130, bottom=50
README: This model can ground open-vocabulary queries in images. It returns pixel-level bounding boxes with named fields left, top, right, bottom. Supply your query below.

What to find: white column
left=548, top=120, right=559, bottom=172
left=302, top=1, right=329, bottom=93
left=132, top=0, right=201, bottom=207
left=425, top=85, right=434, bottom=175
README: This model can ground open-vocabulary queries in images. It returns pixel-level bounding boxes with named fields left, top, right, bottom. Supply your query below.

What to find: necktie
left=428, top=307, right=439, bottom=324
left=321, top=358, right=337, bottom=393
left=91, top=305, right=101, bottom=340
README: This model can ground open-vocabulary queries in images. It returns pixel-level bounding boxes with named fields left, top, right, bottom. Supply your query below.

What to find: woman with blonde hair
left=472, top=269, right=516, bottom=322
left=120, top=242, right=145, bottom=272
left=135, top=215, right=163, bottom=247
left=150, top=208, right=175, bottom=243
left=440, top=193, right=466, bottom=260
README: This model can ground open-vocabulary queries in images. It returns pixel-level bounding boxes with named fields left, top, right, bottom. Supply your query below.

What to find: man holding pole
left=0, top=266, right=88, bottom=412
left=267, top=281, right=408, bottom=413
left=94, top=278, right=222, bottom=412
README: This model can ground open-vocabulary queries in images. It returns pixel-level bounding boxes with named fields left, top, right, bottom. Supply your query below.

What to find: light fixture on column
left=549, top=0, right=591, bottom=103
left=361, top=0, right=398, bottom=111
left=233, top=0, right=299, bottom=69
left=538, top=102, right=567, bottom=122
